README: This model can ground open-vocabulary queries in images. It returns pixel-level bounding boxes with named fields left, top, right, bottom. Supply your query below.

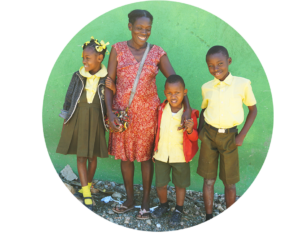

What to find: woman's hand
left=105, top=77, right=116, bottom=95
left=108, top=112, right=122, bottom=132
left=184, top=118, right=194, bottom=133
left=179, top=108, right=192, bottom=130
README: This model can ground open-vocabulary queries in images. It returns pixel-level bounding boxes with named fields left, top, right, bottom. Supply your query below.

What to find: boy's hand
left=105, top=77, right=116, bottom=95
left=235, top=134, right=245, bottom=146
left=184, top=119, right=194, bottom=133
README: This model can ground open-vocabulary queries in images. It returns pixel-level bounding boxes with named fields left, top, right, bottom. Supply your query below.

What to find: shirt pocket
left=230, top=97, right=242, bottom=114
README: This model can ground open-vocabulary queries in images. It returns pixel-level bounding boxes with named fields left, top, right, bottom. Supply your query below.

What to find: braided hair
left=82, top=37, right=108, bottom=59
left=128, top=9, right=153, bottom=25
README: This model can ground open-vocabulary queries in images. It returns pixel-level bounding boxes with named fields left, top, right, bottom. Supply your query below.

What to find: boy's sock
left=206, top=213, right=213, bottom=221
left=82, top=185, right=92, bottom=205
left=160, top=201, right=169, bottom=208
left=175, top=204, right=183, bottom=213
left=78, top=182, right=92, bottom=194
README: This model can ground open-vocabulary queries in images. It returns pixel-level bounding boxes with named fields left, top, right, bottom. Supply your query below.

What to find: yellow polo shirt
left=154, top=103, right=186, bottom=163
left=201, top=73, right=256, bottom=129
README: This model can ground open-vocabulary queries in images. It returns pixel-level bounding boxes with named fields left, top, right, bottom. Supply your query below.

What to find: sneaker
left=151, top=204, right=170, bottom=218
left=169, top=209, right=182, bottom=226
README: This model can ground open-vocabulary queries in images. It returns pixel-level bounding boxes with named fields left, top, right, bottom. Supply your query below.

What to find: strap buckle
left=218, top=128, right=225, bottom=133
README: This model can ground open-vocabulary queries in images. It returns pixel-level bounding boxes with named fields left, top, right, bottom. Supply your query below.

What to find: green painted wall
left=42, top=1, right=273, bottom=196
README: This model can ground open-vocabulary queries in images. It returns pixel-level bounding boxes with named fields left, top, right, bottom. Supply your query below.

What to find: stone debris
left=61, top=176, right=242, bottom=231
left=60, top=165, right=78, bottom=181
left=64, top=183, right=76, bottom=194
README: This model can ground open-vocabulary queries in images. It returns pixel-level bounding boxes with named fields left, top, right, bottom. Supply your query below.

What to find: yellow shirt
left=154, top=103, right=186, bottom=163
left=79, top=64, right=107, bottom=103
left=201, top=73, right=256, bottom=128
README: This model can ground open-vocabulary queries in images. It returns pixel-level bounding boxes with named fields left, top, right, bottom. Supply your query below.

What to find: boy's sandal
left=83, top=197, right=93, bottom=211
left=112, top=204, right=135, bottom=214
left=151, top=204, right=169, bottom=218
left=169, top=209, right=182, bottom=226
left=74, top=191, right=83, bottom=198
left=136, top=209, right=151, bottom=220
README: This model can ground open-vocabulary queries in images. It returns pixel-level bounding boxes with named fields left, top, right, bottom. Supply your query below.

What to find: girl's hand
left=184, top=119, right=194, bottom=133
left=105, top=77, right=116, bottom=95
left=108, top=112, right=122, bottom=132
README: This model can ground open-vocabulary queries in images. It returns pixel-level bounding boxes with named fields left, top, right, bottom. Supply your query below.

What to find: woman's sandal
left=136, top=209, right=151, bottom=220
left=83, top=197, right=93, bottom=211
left=112, top=204, right=135, bottom=214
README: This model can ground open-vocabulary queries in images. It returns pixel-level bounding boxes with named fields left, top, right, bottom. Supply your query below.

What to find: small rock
left=91, top=187, right=99, bottom=194
left=104, top=185, right=108, bottom=189
left=96, top=181, right=103, bottom=186
left=119, top=185, right=125, bottom=191
left=109, top=218, right=113, bottom=222
left=112, top=192, right=122, bottom=199
left=107, top=210, right=114, bottom=215
left=111, top=182, right=115, bottom=187
left=217, top=205, right=225, bottom=212
left=138, top=222, right=141, bottom=227
left=195, top=211, right=199, bottom=215
left=146, top=220, right=151, bottom=225
left=156, top=223, right=161, bottom=228
left=180, top=222, right=184, bottom=226
left=171, top=207, right=175, bottom=212
left=153, top=198, right=160, bottom=204
left=60, top=165, right=78, bottom=181
left=140, top=187, right=143, bottom=191
left=64, top=183, right=76, bottom=194
left=124, top=217, right=130, bottom=224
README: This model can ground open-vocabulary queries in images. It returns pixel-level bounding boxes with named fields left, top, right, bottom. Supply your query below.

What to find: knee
left=88, top=157, right=96, bottom=164
left=156, top=185, right=167, bottom=191
left=204, top=178, right=216, bottom=187
left=77, top=156, right=87, bottom=164
left=224, top=183, right=236, bottom=190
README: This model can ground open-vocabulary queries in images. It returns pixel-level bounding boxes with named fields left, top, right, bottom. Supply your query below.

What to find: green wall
left=42, top=1, right=273, bottom=196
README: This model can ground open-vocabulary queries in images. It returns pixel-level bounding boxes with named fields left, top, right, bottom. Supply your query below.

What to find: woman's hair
left=128, top=9, right=153, bottom=25
left=82, top=37, right=108, bottom=59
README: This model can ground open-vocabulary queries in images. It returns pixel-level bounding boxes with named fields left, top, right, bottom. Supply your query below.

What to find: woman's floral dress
left=108, top=41, right=166, bottom=162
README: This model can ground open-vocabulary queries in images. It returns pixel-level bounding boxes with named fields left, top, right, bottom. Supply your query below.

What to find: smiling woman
left=104, top=9, right=192, bottom=220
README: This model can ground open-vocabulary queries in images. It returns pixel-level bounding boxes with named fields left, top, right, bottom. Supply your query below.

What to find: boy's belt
left=206, top=123, right=238, bottom=133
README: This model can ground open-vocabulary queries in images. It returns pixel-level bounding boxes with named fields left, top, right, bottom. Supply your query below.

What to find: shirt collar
left=166, top=102, right=183, bottom=120
left=79, top=64, right=107, bottom=78
left=213, top=72, right=233, bottom=87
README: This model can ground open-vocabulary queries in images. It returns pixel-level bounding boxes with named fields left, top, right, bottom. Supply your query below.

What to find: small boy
left=197, top=46, right=257, bottom=221
left=151, top=75, right=199, bottom=225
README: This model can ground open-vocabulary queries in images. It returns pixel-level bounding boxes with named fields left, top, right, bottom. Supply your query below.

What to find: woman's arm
left=158, top=54, right=192, bottom=128
left=105, top=46, right=121, bottom=132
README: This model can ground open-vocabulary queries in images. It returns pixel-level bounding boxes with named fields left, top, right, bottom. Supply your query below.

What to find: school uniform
left=56, top=65, right=108, bottom=159
left=153, top=100, right=199, bottom=188
left=197, top=73, right=256, bottom=184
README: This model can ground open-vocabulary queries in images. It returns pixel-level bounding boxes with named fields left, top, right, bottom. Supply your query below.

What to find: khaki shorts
left=155, top=159, right=190, bottom=188
left=197, top=123, right=239, bottom=185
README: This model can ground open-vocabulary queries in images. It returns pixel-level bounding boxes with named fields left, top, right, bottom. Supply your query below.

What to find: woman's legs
left=140, top=158, right=153, bottom=210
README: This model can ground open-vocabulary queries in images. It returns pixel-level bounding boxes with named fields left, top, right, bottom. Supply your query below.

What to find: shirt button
left=221, top=114, right=223, bottom=116
left=170, top=130, right=172, bottom=132
left=221, top=101, right=223, bottom=104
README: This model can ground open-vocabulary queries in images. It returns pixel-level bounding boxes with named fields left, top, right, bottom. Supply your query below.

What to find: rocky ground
left=61, top=173, right=240, bottom=231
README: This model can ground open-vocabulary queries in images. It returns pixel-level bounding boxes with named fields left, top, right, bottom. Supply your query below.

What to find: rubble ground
left=62, top=175, right=240, bottom=231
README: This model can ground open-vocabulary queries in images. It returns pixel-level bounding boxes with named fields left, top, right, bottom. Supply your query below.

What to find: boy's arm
left=235, top=105, right=257, bottom=146
left=198, top=109, right=206, bottom=140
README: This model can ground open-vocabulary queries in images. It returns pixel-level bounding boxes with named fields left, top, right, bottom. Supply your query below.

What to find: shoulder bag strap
left=127, top=42, right=150, bottom=108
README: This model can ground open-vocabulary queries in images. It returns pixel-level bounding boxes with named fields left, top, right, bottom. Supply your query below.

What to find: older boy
left=151, top=75, right=199, bottom=225
left=197, top=46, right=257, bottom=221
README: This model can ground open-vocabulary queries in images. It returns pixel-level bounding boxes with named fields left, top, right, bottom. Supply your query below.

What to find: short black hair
left=165, top=75, right=185, bottom=88
left=128, top=9, right=153, bottom=25
left=82, top=38, right=107, bottom=59
left=206, top=45, right=229, bottom=59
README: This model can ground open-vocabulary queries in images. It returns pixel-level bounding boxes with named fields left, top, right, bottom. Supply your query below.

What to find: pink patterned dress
left=108, top=41, right=166, bottom=162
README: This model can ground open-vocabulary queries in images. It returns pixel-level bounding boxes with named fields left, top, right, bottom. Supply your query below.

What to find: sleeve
left=243, top=80, right=257, bottom=106
left=201, top=86, right=208, bottom=109
left=157, top=46, right=167, bottom=61
left=62, top=72, right=77, bottom=111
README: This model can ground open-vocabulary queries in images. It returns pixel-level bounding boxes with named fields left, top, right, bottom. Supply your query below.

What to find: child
left=197, top=46, right=257, bottom=221
left=56, top=36, right=115, bottom=210
left=151, top=75, right=199, bottom=225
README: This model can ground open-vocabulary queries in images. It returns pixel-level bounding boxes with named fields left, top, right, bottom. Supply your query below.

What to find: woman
left=105, top=9, right=192, bottom=219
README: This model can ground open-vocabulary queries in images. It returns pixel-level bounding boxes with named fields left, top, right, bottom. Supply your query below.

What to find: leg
left=156, top=185, right=168, bottom=204
left=136, top=158, right=153, bottom=219
left=175, top=185, right=186, bottom=207
left=116, top=160, right=135, bottom=211
left=223, top=183, right=236, bottom=208
left=87, top=156, right=97, bottom=183
left=77, top=156, right=88, bottom=187
left=203, top=178, right=216, bottom=220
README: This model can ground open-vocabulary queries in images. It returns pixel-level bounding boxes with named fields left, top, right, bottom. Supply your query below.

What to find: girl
left=56, top=36, right=115, bottom=210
